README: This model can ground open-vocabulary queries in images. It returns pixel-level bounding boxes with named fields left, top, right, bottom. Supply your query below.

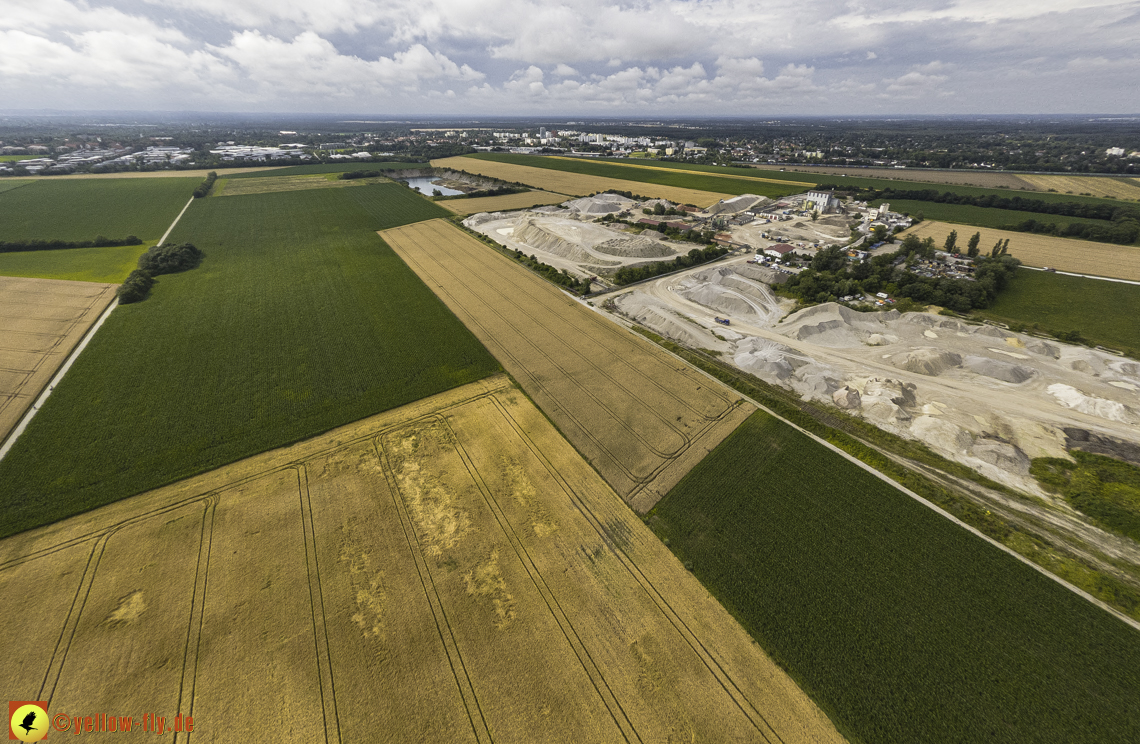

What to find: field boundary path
left=0, top=279, right=117, bottom=457
left=381, top=218, right=754, bottom=512
left=0, top=376, right=844, bottom=743
left=0, top=192, right=195, bottom=462
left=616, top=317, right=1140, bottom=633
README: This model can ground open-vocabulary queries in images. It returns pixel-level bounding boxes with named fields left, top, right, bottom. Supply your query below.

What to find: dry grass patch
left=439, top=190, right=567, bottom=215
left=902, top=220, right=1140, bottom=281
left=432, top=156, right=732, bottom=207
left=0, top=276, right=116, bottom=444
left=0, top=375, right=841, bottom=744
left=1017, top=175, right=1140, bottom=201
left=381, top=218, right=754, bottom=510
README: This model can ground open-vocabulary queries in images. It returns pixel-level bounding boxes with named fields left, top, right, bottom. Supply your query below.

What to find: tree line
left=613, top=245, right=729, bottom=285
left=784, top=234, right=1020, bottom=313
left=192, top=171, right=218, bottom=198
left=117, top=243, right=204, bottom=304
left=0, top=236, right=142, bottom=253
left=509, top=250, right=592, bottom=294
left=828, top=185, right=1140, bottom=245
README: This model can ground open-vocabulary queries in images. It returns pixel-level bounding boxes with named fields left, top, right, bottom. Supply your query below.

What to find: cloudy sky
left=1, top=0, right=1138, bottom=115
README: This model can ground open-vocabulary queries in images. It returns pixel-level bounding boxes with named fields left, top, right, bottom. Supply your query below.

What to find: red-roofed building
left=764, top=243, right=795, bottom=258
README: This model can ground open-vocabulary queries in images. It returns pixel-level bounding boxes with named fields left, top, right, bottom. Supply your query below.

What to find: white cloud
left=1, top=0, right=1138, bottom=113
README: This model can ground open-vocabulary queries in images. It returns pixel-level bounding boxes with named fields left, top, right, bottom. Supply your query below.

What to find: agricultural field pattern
left=0, top=276, right=116, bottom=445
left=381, top=218, right=755, bottom=512
left=903, top=220, right=1140, bottom=281
left=0, top=376, right=840, bottom=744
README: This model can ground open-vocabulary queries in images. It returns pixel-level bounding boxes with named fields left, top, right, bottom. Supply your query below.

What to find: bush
left=116, top=269, right=155, bottom=304
left=192, top=171, right=218, bottom=198
left=137, top=243, right=203, bottom=275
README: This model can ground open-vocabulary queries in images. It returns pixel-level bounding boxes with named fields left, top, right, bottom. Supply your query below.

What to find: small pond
left=402, top=177, right=464, bottom=196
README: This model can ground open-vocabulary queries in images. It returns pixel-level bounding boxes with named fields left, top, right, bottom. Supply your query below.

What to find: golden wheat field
left=0, top=375, right=841, bottom=744
left=432, top=156, right=733, bottom=207
left=1016, top=175, right=1140, bottom=201
left=551, top=157, right=812, bottom=188
left=0, top=276, right=117, bottom=444
left=213, top=174, right=388, bottom=197
left=902, top=220, right=1140, bottom=281
left=751, top=164, right=1038, bottom=190
left=381, top=218, right=754, bottom=512
left=439, top=190, right=568, bottom=216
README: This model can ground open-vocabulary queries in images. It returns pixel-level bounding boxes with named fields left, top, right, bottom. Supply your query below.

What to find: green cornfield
left=650, top=411, right=1140, bottom=744
left=0, top=183, right=499, bottom=536
left=0, top=178, right=198, bottom=241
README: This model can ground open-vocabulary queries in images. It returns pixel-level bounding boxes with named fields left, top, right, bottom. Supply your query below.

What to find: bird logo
left=8, top=702, right=49, bottom=742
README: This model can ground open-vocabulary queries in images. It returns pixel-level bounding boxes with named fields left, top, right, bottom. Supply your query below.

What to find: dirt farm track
left=382, top=219, right=755, bottom=512
left=0, top=276, right=117, bottom=445
left=0, top=376, right=840, bottom=743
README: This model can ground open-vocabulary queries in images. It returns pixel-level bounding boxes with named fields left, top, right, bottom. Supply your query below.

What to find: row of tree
left=509, top=250, right=592, bottom=294
left=0, top=236, right=142, bottom=253
left=192, top=171, right=218, bottom=198
left=613, top=245, right=729, bottom=285
left=117, top=243, right=204, bottom=304
left=940, top=230, right=1010, bottom=258
left=784, top=234, right=1020, bottom=314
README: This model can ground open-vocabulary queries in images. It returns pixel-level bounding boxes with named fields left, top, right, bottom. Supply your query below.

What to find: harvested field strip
left=0, top=178, right=198, bottom=242
left=651, top=410, right=1140, bottom=743
left=0, top=377, right=843, bottom=743
left=0, top=184, right=498, bottom=536
left=551, top=156, right=812, bottom=187
left=431, top=156, right=733, bottom=207
left=465, top=153, right=802, bottom=199
left=0, top=276, right=117, bottom=447
left=902, top=220, right=1140, bottom=281
left=381, top=218, right=753, bottom=510
left=751, top=163, right=1039, bottom=190
left=439, top=190, right=567, bottom=215
left=1018, top=174, right=1140, bottom=201
left=226, top=162, right=428, bottom=179
left=31, top=167, right=282, bottom=179
left=0, top=241, right=150, bottom=283
left=213, top=173, right=388, bottom=197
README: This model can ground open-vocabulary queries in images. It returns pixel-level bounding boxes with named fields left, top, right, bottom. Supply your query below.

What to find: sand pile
left=1047, top=384, right=1134, bottom=423
left=858, top=378, right=917, bottom=423
left=564, top=193, right=636, bottom=214
left=733, top=263, right=789, bottom=285
left=464, top=211, right=512, bottom=227
left=613, top=293, right=728, bottom=350
left=970, top=440, right=1032, bottom=475
left=911, top=416, right=974, bottom=454
left=734, top=338, right=807, bottom=381
left=890, top=348, right=963, bottom=376
left=704, top=194, right=770, bottom=216
left=514, top=218, right=596, bottom=263
left=777, top=303, right=900, bottom=348
left=594, top=235, right=675, bottom=258
left=1025, top=339, right=1060, bottom=358
left=962, top=356, right=1037, bottom=384
left=681, top=283, right=767, bottom=321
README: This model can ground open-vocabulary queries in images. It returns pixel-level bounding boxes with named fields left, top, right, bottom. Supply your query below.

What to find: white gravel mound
left=890, top=348, right=963, bottom=376
left=911, top=416, right=974, bottom=454
left=1047, top=384, right=1134, bottom=423
left=970, top=440, right=1031, bottom=475
left=514, top=218, right=596, bottom=263
left=594, top=235, right=674, bottom=258
left=703, top=194, right=770, bottom=216
left=962, top=356, right=1038, bottom=384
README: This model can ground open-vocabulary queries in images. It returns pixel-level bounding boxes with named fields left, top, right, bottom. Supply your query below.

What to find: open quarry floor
left=0, top=276, right=117, bottom=444
left=0, top=375, right=840, bottom=744
left=608, top=256, right=1140, bottom=578
left=382, top=219, right=754, bottom=512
